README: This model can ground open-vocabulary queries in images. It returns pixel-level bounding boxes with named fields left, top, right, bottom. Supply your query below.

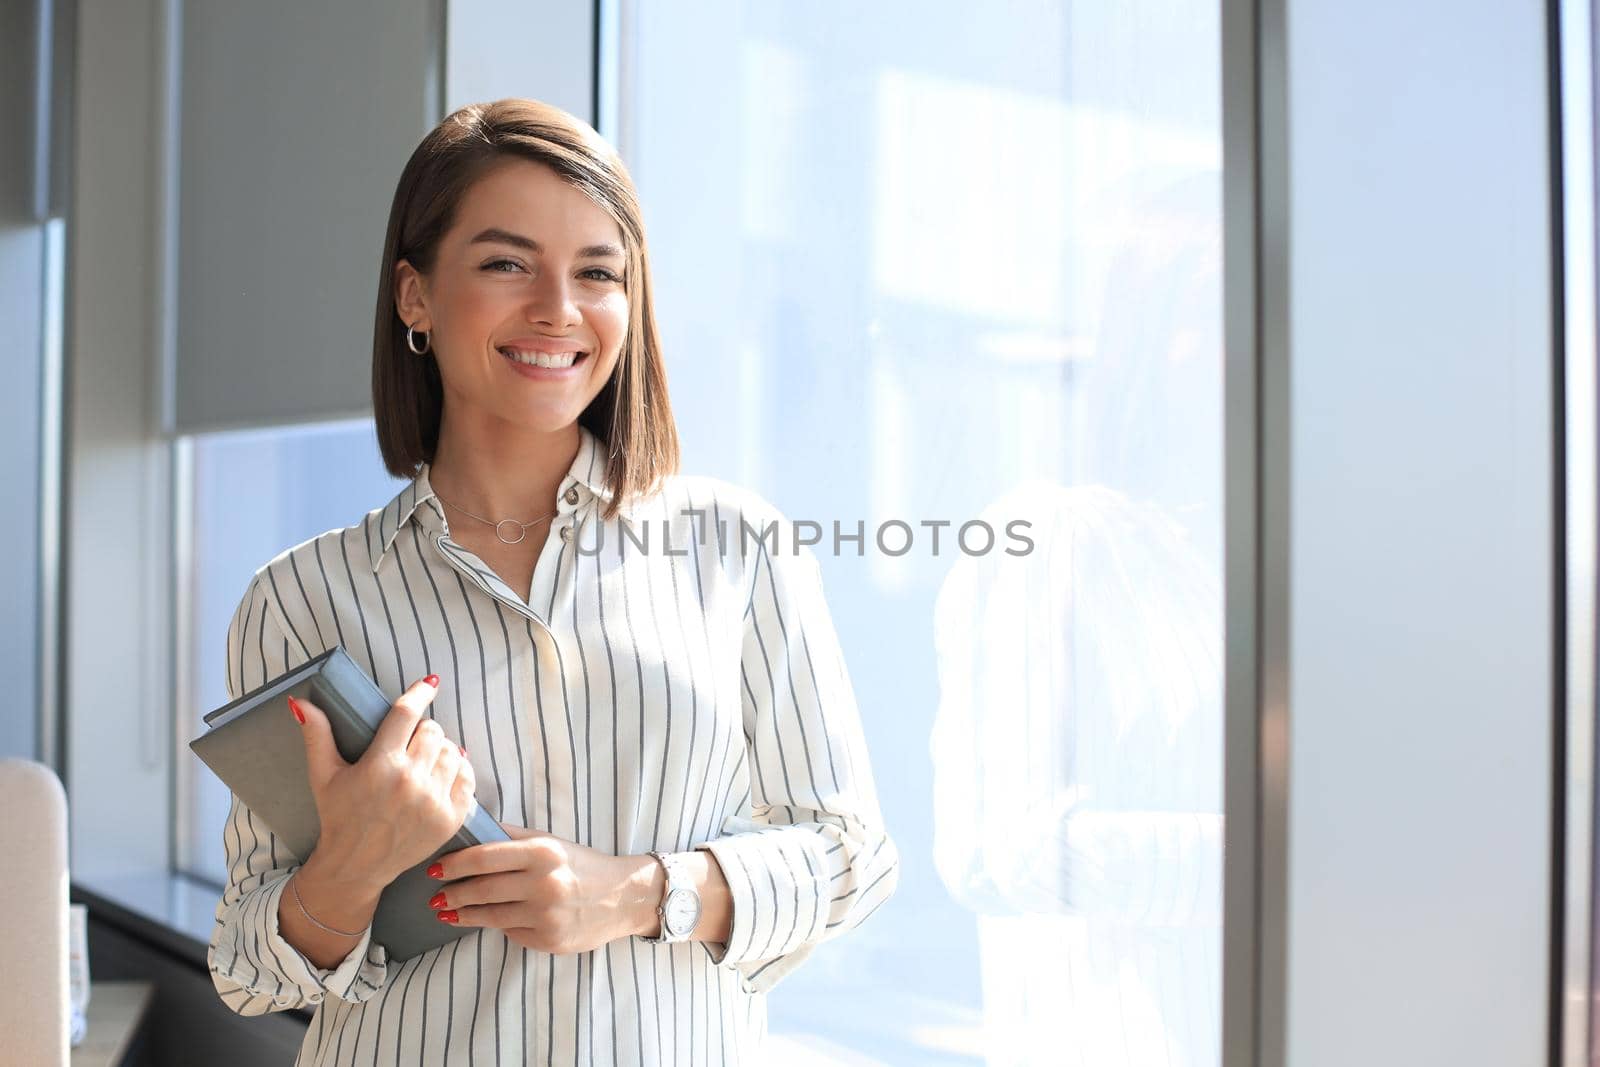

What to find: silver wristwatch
left=641, top=850, right=701, bottom=944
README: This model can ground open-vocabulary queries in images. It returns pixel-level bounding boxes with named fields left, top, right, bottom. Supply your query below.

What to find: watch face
left=664, top=888, right=701, bottom=936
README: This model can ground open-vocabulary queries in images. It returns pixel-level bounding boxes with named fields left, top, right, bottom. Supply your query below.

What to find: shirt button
left=559, top=525, right=574, bottom=543
left=564, top=486, right=581, bottom=505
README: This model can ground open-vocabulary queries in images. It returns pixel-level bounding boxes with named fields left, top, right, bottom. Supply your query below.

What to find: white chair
left=0, top=758, right=71, bottom=1066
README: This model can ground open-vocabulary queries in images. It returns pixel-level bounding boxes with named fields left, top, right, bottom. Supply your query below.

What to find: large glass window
left=623, top=3, right=1224, bottom=1062
left=180, top=422, right=407, bottom=884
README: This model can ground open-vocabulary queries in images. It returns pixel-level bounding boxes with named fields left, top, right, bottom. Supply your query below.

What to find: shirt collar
left=365, top=424, right=638, bottom=573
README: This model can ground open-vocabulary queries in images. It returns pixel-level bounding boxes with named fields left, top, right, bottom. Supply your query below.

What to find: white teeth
left=503, top=348, right=581, bottom=369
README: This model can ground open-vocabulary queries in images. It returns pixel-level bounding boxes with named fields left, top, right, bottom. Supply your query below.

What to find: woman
left=207, top=98, right=899, bottom=1065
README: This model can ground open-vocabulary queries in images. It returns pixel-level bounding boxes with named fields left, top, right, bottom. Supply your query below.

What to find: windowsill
left=72, top=871, right=220, bottom=969
left=71, top=870, right=313, bottom=1023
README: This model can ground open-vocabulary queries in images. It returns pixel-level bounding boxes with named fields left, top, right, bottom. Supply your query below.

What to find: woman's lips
left=498, top=336, right=584, bottom=354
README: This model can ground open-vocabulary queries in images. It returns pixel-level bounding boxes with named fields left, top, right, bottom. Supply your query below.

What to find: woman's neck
left=428, top=420, right=580, bottom=523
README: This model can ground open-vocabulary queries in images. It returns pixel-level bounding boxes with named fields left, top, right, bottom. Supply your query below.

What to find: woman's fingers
left=369, top=676, right=442, bottom=756
left=406, top=716, right=445, bottom=762
left=448, top=762, right=475, bottom=813
left=428, top=736, right=462, bottom=790
left=301, top=674, right=475, bottom=887
left=289, top=696, right=350, bottom=790
left=431, top=839, right=538, bottom=889
left=430, top=870, right=523, bottom=912
left=438, top=900, right=524, bottom=928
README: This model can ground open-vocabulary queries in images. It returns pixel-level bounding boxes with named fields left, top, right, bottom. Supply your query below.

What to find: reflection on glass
left=184, top=422, right=405, bottom=884
left=933, top=485, right=1222, bottom=1065
left=928, top=69, right=1223, bottom=1062
left=629, top=1, right=1223, bottom=1063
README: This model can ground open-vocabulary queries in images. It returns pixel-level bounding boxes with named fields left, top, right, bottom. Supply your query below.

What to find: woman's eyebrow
left=468, top=226, right=624, bottom=259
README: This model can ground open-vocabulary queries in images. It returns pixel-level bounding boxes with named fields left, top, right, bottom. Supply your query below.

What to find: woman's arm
left=208, top=572, right=392, bottom=1014
left=684, top=525, right=901, bottom=995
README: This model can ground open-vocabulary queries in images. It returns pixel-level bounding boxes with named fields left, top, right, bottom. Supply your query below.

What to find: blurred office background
left=0, top=0, right=1583, bottom=1065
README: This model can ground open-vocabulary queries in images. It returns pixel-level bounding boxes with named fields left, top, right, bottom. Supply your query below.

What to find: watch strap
left=642, top=850, right=691, bottom=944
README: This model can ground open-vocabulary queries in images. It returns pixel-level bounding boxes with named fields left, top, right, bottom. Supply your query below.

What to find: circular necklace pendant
left=494, top=519, right=526, bottom=545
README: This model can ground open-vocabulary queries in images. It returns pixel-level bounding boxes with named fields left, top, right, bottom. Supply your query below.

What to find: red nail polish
left=424, top=674, right=440, bottom=688
left=436, top=909, right=459, bottom=924
left=429, top=891, right=448, bottom=909
left=427, top=862, right=444, bottom=879
left=288, top=696, right=305, bottom=724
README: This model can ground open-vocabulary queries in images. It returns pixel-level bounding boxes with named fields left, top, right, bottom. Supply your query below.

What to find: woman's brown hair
left=371, top=98, right=678, bottom=520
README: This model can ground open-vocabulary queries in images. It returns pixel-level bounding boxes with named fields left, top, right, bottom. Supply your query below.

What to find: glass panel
left=626, top=3, right=1224, bottom=1063
left=181, top=420, right=406, bottom=885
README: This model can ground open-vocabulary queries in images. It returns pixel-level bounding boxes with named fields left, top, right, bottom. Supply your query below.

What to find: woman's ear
left=394, top=258, right=430, bottom=331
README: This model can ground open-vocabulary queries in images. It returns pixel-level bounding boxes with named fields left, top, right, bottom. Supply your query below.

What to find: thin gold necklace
left=431, top=488, right=557, bottom=546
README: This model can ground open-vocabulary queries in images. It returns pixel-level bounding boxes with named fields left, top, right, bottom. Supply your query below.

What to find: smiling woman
left=205, top=97, right=899, bottom=1067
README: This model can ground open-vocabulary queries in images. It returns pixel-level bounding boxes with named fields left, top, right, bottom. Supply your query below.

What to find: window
left=620, top=2, right=1224, bottom=1061
left=178, top=421, right=406, bottom=884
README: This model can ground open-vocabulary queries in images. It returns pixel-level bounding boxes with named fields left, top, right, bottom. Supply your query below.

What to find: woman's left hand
left=428, top=821, right=641, bottom=954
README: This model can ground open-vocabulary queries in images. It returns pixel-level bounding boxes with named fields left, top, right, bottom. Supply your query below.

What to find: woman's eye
left=482, top=260, right=619, bottom=282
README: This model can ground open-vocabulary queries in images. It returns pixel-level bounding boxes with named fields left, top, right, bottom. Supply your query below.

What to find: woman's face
left=394, top=158, right=629, bottom=435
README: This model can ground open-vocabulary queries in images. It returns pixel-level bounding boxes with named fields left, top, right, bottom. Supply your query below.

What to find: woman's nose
left=524, top=268, right=582, bottom=328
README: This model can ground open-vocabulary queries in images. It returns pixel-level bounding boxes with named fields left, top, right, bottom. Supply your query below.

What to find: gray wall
left=169, top=0, right=597, bottom=436
left=172, top=0, right=443, bottom=434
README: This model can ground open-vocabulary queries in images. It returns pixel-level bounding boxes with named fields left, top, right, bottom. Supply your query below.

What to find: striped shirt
left=207, top=423, right=900, bottom=1065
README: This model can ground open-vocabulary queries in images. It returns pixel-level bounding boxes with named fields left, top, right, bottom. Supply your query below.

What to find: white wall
left=66, top=0, right=174, bottom=880
left=1282, top=0, right=1554, bottom=1062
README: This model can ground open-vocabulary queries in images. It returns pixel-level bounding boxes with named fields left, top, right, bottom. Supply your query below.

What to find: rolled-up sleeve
left=207, top=571, right=391, bottom=1014
left=692, top=530, right=900, bottom=996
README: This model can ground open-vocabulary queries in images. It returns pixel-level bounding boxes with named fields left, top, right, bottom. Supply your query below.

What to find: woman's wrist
left=289, top=873, right=366, bottom=937
left=277, top=856, right=384, bottom=970
left=617, top=851, right=733, bottom=947
left=620, top=853, right=667, bottom=938
left=300, top=847, right=389, bottom=905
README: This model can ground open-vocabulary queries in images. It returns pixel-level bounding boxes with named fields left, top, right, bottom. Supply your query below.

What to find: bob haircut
left=371, top=97, right=679, bottom=521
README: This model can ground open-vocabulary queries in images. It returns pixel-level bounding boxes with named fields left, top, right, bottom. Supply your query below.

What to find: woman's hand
left=425, top=822, right=641, bottom=955
left=291, top=677, right=476, bottom=891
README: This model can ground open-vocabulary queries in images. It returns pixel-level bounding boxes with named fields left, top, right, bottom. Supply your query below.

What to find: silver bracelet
left=290, top=872, right=366, bottom=939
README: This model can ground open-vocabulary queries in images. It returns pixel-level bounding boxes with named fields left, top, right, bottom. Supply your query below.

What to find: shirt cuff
left=213, top=872, right=389, bottom=1008
left=691, top=818, right=830, bottom=974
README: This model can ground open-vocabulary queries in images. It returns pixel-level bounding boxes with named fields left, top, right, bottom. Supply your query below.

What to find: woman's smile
left=499, top=346, right=591, bottom=378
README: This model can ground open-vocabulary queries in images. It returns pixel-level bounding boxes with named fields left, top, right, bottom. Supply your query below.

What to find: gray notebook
left=191, top=644, right=509, bottom=962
